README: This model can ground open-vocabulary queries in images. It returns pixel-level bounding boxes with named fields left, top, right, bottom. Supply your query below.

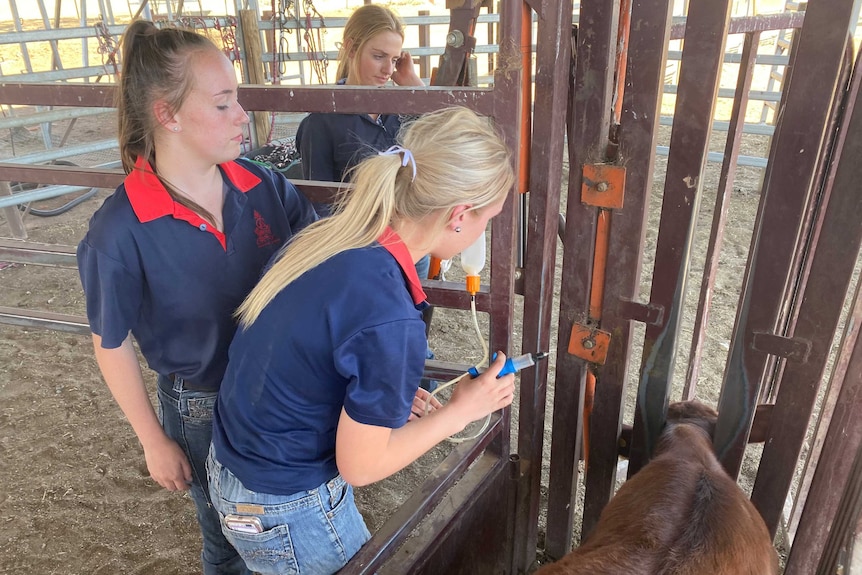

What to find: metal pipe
left=0, top=184, right=97, bottom=209
left=0, top=107, right=112, bottom=130
left=2, top=140, right=118, bottom=164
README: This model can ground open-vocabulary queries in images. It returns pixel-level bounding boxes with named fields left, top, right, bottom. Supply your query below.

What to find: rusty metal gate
left=3, top=0, right=862, bottom=573
left=529, top=0, right=862, bottom=573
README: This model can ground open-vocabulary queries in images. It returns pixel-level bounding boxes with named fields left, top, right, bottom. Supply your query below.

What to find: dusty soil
left=0, top=11, right=805, bottom=575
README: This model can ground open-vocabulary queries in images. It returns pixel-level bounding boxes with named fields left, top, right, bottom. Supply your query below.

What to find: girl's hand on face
left=392, top=50, right=424, bottom=87
left=447, top=352, right=515, bottom=430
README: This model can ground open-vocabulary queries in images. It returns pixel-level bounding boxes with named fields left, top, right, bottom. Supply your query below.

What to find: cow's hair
left=535, top=400, right=779, bottom=575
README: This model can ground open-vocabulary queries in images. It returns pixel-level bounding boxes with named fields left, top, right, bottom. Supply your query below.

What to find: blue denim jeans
left=207, top=446, right=371, bottom=575
left=156, top=375, right=251, bottom=575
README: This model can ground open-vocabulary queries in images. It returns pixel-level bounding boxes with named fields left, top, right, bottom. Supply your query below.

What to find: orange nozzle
left=466, top=275, right=481, bottom=295
left=429, top=256, right=442, bottom=279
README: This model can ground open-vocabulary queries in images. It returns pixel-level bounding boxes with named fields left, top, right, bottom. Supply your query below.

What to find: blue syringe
left=468, top=352, right=549, bottom=378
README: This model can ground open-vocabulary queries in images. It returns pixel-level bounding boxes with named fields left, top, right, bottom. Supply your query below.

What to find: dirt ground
left=0, top=11, right=805, bottom=575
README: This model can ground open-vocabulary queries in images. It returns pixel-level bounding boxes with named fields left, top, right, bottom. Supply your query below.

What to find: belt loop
left=326, top=475, right=344, bottom=506
left=170, top=373, right=184, bottom=393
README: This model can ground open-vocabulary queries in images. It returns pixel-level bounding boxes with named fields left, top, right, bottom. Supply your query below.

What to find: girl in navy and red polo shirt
left=295, top=4, right=424, bottom=190
left=208, top=107, right=516, bottom=575
left=76, top=21, right=316, bottom=575
left=296, top=4, right=437, bottom=369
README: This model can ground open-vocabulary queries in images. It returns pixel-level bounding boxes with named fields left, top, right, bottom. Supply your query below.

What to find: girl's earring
left=455, top=227, right=462, bottom=233
left=172, top=126, right=179, bottom=132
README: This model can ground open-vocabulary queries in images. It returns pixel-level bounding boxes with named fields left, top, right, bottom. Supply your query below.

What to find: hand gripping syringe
left=468, top=352, right=549, bottom=378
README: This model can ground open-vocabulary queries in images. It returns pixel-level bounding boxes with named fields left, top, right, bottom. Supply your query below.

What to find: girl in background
left=296, top=3, right=438, bottom=378
left=208, top=107, right=516, bottom=575
left=296, top=3, right=424, bottom=191
left=77, top=20, right=317, bottom=575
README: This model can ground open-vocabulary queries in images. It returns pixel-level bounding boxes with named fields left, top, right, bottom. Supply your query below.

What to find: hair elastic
left=379, top=145, right=417, bottom=182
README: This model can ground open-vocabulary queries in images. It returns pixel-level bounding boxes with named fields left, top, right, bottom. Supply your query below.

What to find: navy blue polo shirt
left=77, top=157, right=317, bottom=391
left=295, top=110, right=402, bottom=183
left=212, top=228, right=429, bottom=495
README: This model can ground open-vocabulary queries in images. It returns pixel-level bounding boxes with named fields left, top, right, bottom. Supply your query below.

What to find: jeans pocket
left=328, top=481, right=348, bottom=510
left=181, top=393, right=217, bottom=426
left=221, top=521, right=299, bottom=575
left=324, top=484, right=371, bottom=563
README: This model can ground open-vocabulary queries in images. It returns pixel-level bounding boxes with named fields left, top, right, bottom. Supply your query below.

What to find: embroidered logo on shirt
left=254, top=210, right=280, bottom=248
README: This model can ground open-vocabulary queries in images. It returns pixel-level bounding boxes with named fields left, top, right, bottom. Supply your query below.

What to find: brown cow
left=535, top=401, right=779, bottom=575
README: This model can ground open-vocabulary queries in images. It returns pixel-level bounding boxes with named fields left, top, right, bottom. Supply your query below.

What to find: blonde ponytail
left=237, top=107, right=514, bottom=328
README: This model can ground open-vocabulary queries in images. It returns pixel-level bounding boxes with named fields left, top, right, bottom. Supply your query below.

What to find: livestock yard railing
left=4, top=0, right=862, bottom=573
left=544, top=2, right=862, bottom=575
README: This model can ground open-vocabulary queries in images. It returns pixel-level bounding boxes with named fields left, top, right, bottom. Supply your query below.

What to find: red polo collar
left=124, top=157, right=262, bottom=223
left=378, top=226, right=427, bottom=305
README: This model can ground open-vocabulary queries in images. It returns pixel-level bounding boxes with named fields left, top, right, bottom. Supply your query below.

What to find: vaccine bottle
left=460, top=229, right=486, bottom=295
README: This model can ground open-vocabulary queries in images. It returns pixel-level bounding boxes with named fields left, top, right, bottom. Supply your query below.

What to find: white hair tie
left=379, top=145, right=417, bottom=182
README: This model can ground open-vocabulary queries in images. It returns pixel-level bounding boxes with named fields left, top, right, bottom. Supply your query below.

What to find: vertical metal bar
left=516, top=1, right=532, bottom=270
left=418, top=10, right=431, bottom=80
left=785, top=253, right=862, bottom=573
left=784, top=47, right=861, bottom=542
left=9, top=0, right=35, bottom=74
left=490, top=3, right=524, bottom=568
left=683, top=30, right=760, bottom=398
left=580, top=0, right=668, bottom=537
left=36, top=0, right=64, bottom=72
left=545, top=0, right=620, bottom=553
left=612, top=0, right=631, bottom=124
left=489, top=1, right=521, bottom=364
left=103, top=0, right=116, bottom=25
left=764, top=38, right=857, bottom=404
left=816, top=441, right=862, bottom=574
left=627, top=0, right=733, bottom=473
left=80, top=0, right=89, bottom=78
left=0, top=181, right=27, bottom=239
left=714, top=0, right=861, bottom=478
left=751, top=47, right=862, bottom=537
left=581, top=0, right=672, bottom=526
left=513, top=0, right=571, bottom=569
left=34, top=0, right=65, bottom=150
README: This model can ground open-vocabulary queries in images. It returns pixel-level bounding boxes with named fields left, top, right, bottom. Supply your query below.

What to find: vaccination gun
left=468, top=352, right=549, bottom=378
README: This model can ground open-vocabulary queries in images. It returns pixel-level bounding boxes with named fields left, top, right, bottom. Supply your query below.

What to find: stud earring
left=172, top=126, right=179, bottom=132
left=455, top=227, right=461, bottom=233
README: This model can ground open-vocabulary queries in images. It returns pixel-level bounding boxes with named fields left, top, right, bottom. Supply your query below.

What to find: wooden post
left=239, top=9, right=270, bottom=149
left=1, top=181, right=27, bottom=239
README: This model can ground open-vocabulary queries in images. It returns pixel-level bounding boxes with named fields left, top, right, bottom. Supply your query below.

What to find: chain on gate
left=214, top=16, right=242, bottom=77
left=302, top=0, right=328, bottom=84
left=94, top=17, right=120, bottom=78
left=271, top=0, right=295, bottom=83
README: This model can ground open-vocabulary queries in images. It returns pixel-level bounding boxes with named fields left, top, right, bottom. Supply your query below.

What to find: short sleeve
left=296, top=115, right=338, bottom=182
left=335, top=319, right=427, bottom=428
left=76, top=239, right=143, bottom=349
left=261, top=164, right=319, bottom=231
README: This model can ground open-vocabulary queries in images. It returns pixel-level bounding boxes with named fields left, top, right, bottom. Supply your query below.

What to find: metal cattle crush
left=2, top=0, right=862, bottom=573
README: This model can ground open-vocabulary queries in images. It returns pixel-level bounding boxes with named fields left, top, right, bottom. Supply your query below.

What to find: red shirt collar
left=378, top=227, right=427, bottom=305
left=124, top=157, right=262, bottom=223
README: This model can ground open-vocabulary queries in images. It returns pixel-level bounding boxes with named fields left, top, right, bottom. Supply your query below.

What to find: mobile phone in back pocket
left=224, top=514, right=263, bottom=534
